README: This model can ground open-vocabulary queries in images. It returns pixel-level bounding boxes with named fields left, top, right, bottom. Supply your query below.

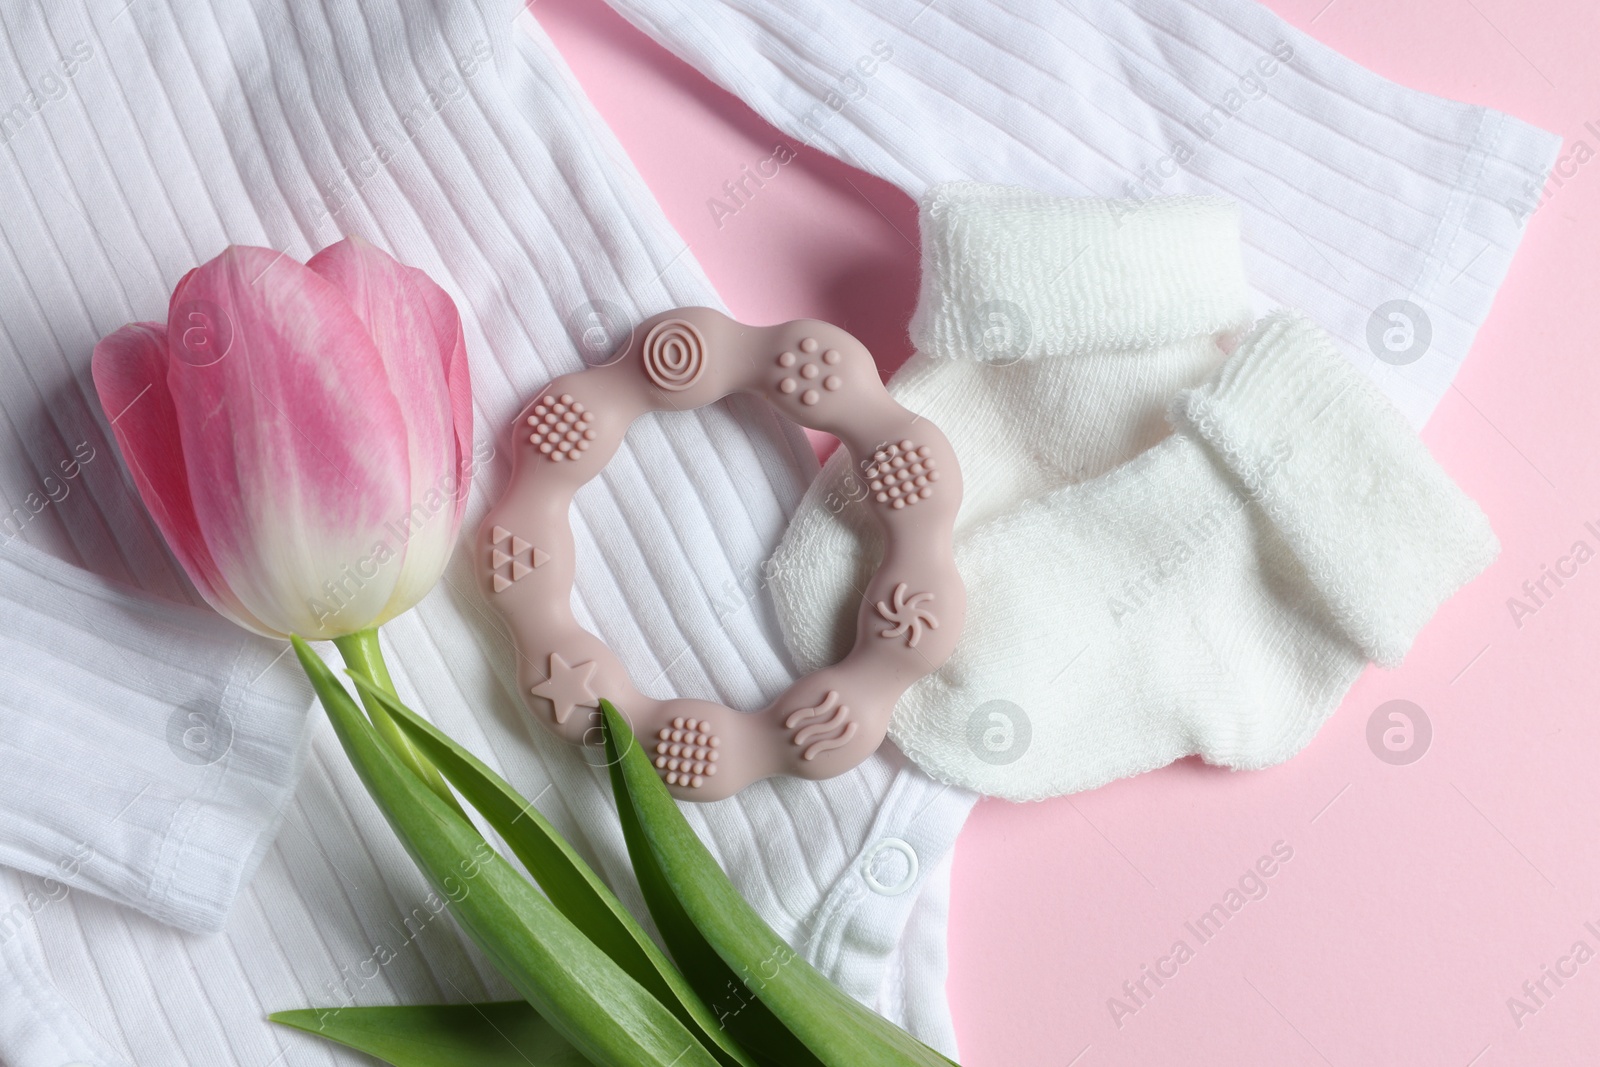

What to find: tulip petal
left=169, top=246, right=413, bottom=637
left=91, top=322, right=277, bottom=636
left=306, top=237, right=468, bottom=624
left=399, top=259, right=473, bottom=533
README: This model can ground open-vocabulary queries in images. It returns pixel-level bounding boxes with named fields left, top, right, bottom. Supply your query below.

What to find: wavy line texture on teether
left=479, top=307, right=965, bottom=801
left=784, top=690, right=858, bottom=761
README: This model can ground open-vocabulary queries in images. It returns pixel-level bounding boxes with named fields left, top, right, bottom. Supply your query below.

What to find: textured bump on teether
left=642, top=318, right=706, bottom=391
left=784, top=690, right=858, bottom=761
left=528, top=393, right=597, bottom=462
left=654, top=717, right=720, bottom=789
left=488, top=525, right=548, bottom=592
left=866, top=439, right=939, bottom=509
left=775, top=339, right=847, bottom=407
left=530, top=653, right=599, bottom=724
left=876, top=583, right=938, bottom=648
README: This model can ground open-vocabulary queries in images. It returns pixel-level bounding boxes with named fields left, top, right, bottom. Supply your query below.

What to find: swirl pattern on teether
left=642, top=318, right=706, bottom=391
left=479, top=307, right=965, bottom=802
left=876, top=583, right=938, bottom=648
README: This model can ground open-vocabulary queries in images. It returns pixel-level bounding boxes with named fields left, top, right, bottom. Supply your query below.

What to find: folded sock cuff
left=1171, top=311, right=1499, bottom=667
left=909, top=182, right=1254, bottom=362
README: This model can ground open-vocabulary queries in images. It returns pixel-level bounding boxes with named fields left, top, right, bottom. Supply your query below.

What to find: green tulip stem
left=331, top=628, right=469, bottom=822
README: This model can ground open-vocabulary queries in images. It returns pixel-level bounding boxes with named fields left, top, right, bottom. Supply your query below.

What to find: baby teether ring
left=480, top=308, right=964, bottom=801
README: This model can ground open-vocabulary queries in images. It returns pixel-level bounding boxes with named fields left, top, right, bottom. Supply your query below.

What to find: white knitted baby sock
left=771, top=183, right=1255, bottom=670
left=888, top=312, right=1498, bottom=799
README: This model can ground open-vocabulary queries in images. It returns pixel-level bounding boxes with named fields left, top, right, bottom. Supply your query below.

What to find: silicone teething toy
left=480, top=308, right=964, bottom=801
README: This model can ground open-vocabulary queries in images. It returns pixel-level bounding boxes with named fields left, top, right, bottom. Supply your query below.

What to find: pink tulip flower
left=92, top=237, right=473, bottom=640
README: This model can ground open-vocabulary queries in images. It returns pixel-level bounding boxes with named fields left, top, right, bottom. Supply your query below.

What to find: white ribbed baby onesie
left=0, top=1, right=970, bottom=1063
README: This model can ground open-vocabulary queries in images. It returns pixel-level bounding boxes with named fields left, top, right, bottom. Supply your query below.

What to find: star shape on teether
left=529, top=653, right=599, bottom=724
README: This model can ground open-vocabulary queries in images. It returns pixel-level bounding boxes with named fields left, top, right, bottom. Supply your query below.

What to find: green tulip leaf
left=601, top=700, right=958, bottom=1067
left=288, top=637, right=720, bottom=1067
left=347, top=672, right=759, bottom=1067
left=270, top=1001, right=587, bottom=1066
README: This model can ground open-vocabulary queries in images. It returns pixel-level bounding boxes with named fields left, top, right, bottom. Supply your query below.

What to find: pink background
left=532, top=2, right=1600, bottom=1063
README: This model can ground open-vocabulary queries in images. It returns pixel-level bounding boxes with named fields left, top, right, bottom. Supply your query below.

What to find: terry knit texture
left=889, top=311, right=1498, bottom=801
left=1172, top=312, right=1500, bottom=669
left=771, top=183, right=1498, bottom=802
left=912, top=183, right=1254, bottom=361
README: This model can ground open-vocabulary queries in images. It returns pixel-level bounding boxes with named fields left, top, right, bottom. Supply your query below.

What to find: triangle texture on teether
left=492, top=573, right=512, bottom=592
left=511, top=560, right=532, bottom=581
left=492, top=549, right=511, bottom=569
left=532, top=547, right=550, bottom=568
left=491, top=525, right=511, bottom=545
left=511, top=536, right=531, bottom=556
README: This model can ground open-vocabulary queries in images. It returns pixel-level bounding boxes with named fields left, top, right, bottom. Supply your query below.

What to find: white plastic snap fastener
left=862, top=837, right=919, bottom=896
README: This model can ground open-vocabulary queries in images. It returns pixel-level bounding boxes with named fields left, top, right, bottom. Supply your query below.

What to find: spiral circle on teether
left=641, top=318, right=706, bottom=391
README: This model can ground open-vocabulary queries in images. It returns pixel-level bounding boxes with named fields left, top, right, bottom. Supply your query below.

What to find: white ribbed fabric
left=0, top=538, right=311, bottom=935
left=602, top=0, right=1560, bottom=427
left=0, top=1, right=972, bottom=1064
